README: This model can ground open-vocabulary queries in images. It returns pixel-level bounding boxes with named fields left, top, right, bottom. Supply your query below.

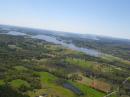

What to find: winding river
left=6, top=31, right=102, bottom=57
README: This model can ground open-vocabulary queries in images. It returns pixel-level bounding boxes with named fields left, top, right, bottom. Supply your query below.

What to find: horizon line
left=0, top=23, right=130, bottom=41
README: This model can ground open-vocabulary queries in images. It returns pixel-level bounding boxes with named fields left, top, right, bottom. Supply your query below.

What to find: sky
left=0, top=0, right=130, bottom=39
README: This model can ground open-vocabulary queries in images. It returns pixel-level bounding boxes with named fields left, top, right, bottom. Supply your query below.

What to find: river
left=5, top=31, right=102, bottom=57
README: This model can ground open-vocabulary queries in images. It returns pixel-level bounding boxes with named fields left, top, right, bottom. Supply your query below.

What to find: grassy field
left=70, top=81, right=106, bottom=97
left=27, top=72, right=108, bottom=97
left=14, top=66, right=28, bottom=71
left=76, top=74, right=93, bottom=86
left=65, top=58, right=95, bottom=69
left=27, top=72, right=76, bottom=97
left=73, top=73, right=111, bottom=93
left=65, top=58, right=114, bottom=73
left=10, top=79, right=30, bottom=89
left=0, top=80, right=4, bottom=85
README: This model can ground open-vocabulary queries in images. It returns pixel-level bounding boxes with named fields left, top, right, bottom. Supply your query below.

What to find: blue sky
left=0, top=0, right=130, bottom=39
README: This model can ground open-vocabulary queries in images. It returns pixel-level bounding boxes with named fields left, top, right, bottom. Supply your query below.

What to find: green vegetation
left=10, top=79, right=30, bottom=89
left=39, top=72, right=57, bottom=84
left=65, top=58, right=93, bottom=68
left=0, top=80, right=4, bottom=85
left=14, top=66, right=28, bottom=71
left=28, top=72, right=76, bottom=97
left=58, top=35, right=130, bottom=61
left=71, top=82, right=105, bottom=97
left=0, top=29, right=130, bottom=97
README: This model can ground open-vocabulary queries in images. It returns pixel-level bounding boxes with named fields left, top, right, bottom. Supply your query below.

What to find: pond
left=63, top=82, right=83, bottom=95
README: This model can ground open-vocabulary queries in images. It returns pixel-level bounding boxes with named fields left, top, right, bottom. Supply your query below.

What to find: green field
left=71, top=81, right=105, bottom=97
left=28, top=72, right=76, bottom=97
left=14, top=66, right=28, bottom=71
left=0, top=80, right=4, bottom=85
left=10, top=79, right=30, bottom=89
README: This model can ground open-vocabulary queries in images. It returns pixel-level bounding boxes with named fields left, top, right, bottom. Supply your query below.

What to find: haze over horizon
left=0, top=0, right=130, bottom=39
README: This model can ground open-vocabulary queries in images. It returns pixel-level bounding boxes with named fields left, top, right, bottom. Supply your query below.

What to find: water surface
left=4, top=31, right=102, bottom=57
left=7, top=31, right=27, bottom=36
left=32, top=35, right=102, bottom=57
